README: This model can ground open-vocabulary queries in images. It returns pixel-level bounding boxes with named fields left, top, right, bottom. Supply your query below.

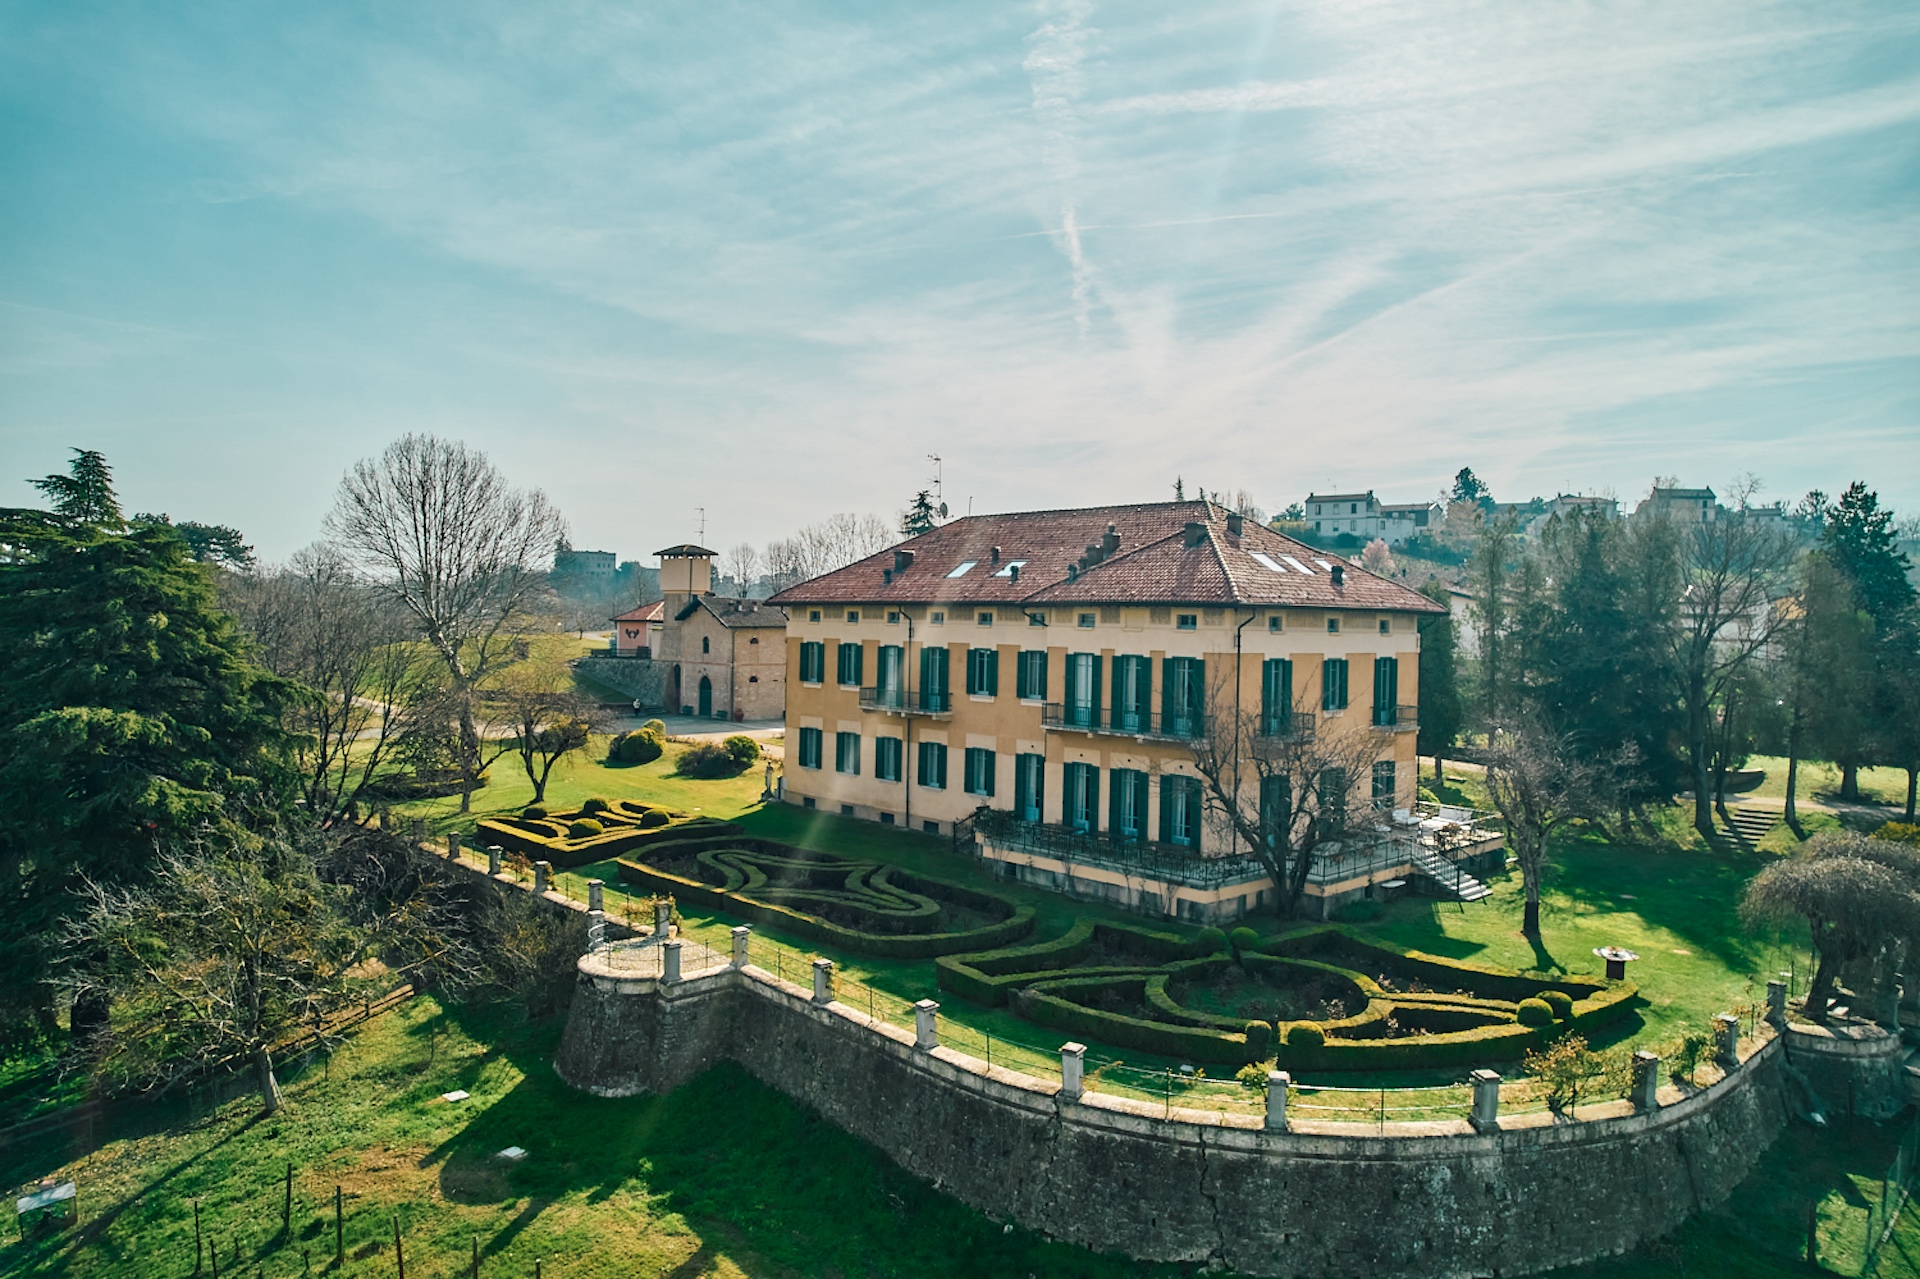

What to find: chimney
left=883, top=568, right=893, bottom=586
left=1085, top=543, right=1101, bottom=565
left=1009, top=564, right=1020, bottom=583
left=1183, top=521, right=1207, bottom=548
left=1103, top=524, right=1120, bottom=554
left=990, top=546, right=1001, bottom=564
left=1067, top=563, right=1079, bottom=582
left=894, top=549, right=915, bottom=571
left=1227, top=512, right=1243, bottom=537
left=1331, top=564, right=1346, bottom=587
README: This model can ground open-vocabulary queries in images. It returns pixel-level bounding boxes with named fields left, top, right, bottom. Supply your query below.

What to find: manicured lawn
left=0, top=997, right=1201, bottom=1279
left=393, top=739, right=767, bottom=840
left=4, top=995, right=1911, bottom=1279
left=1740, top=754, right=1915, bottom=813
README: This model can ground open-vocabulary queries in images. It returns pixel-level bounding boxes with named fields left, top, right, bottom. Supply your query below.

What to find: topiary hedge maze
left=476, top=800, right=721, bottom=867
left=936, top=924, right=1637, bottom=1071
left=615, top=834, right=1035, bottom=959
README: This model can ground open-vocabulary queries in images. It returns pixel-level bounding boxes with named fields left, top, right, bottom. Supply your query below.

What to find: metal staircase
left=1409, top=845, right=1492, bottom=903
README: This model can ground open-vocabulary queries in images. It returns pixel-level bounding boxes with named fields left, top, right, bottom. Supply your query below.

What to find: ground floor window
left=835, top=731, right=861, bottom=775
left=1109, top=768, right=1148, bottom=841
left=1372, top=759, right=1396, bottom=809
left=964, top=747, right=996, bottom=797
left=1064, top=762, right=1099, bottom=833
left=875, top=736, right=902, bottom=782
left=1161, top=774, right=1201, bottom=849
left=918, top=741, right=947, bottom=789
left=797, top=727, right=823, bottom=769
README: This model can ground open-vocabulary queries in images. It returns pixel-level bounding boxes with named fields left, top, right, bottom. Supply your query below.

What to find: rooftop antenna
left=927, top=455, right=948, bottom=519
left=695, top=507, right=706, bottom=543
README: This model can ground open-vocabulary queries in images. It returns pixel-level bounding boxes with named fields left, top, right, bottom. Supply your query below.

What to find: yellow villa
left=770, top=500, right=1496, bottom=922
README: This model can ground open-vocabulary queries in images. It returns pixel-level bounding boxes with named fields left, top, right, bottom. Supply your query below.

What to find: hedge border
left=935, top=919, right=1198, bottom=1006
left=476, top=805, right=731, bottom=868
left=613, top=842, right=1036, bottom=960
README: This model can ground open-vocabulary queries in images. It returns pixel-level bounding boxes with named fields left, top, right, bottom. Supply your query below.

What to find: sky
left=1, top=0, right=1916, bottom=564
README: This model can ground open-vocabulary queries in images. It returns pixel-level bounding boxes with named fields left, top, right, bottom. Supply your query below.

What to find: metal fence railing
left=1865, top=1111, right=1920, bottom=1274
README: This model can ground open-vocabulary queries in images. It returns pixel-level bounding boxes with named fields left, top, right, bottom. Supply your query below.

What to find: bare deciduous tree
left=227, top=544, right=430, bottom=825
left=1481, top=717, right=1614, bottom=940
left=326, top=436, right=566, bottom=811
left=1186, top=676, right=1396, bottom=918
left=59, top=830, right=458, bottom=1112
left=763, top=513, right=895, bottom=591
left=480, top=648, right=607, bottom=804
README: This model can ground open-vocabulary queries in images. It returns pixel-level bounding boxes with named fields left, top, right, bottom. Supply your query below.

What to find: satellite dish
left=937, top=502, right=949, bottom=518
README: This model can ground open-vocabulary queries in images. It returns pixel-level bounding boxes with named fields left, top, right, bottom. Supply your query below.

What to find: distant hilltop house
left=654, top=544, right=789, bottom=721
left=1634, top=486, right=1719, bottom=523
left=554, top=547, right=617, bottom=576
left=1301, top=492, right=1437, bottom=546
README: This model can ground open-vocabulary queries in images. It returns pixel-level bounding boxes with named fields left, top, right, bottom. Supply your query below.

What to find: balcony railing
left=1040, top=703, right=1209, bottom=741
left=964, top=808, right=1270, bottom=890
left=859, top=686, right=951, bottom=715
left=1254, top=713, right=1317, bottom=743
left=1371, top=703, right=1419, bottom=731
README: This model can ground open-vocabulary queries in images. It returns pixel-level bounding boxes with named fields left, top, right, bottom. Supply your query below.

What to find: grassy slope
left=3, top=996, right=1913, bottom=1279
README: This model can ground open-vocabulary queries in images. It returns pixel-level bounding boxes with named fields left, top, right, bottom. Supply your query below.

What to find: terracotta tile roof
left=610, top=599, right=665, bottom=623
left=768, top=501, right=1443, bottom=614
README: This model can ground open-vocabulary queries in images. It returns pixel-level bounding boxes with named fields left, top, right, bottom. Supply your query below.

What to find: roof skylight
left=946, top=560, right=978, bottom=578
left=991, top=560, right=1028, bottom=577
left=1250, top=552, right=1288, bottom=575
left=1280, top=555, right=1316, bottom=575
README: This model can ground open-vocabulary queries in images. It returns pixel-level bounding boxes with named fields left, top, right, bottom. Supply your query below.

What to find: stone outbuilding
left=653, top=544, right=788, bottom=721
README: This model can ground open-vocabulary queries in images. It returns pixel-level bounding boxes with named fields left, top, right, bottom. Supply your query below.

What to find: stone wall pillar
left=1060, top=1042, right=1087, bottom=1101
left=587, top=909, right=607, bottom=951
left=662, top=939, right=682, bottom=983
left=915, top=1000, right=940, bottom=1051
left=1265, top=1070, right=1290, bottom=1132
left=1470, top=1069, right=1502, bottom=1131
left=812, top=958, right=834, bottom=1004
left=1767, top=980, right=1786, bottom=1028
left=446, top=831, right=461, bottom=861
left=1631, top=1051, right=1661, bottom=1109
left=731, top=925, right=751, bottom=969
left=587, top=878, right=604, bottom=912
left=654, top=899, right=673, bottom=938
left=488, top=845, right=503, bottom=876
left=534, top=861, right=552, bottom=894
left=1714, top=1013, right=1741, bottom=1066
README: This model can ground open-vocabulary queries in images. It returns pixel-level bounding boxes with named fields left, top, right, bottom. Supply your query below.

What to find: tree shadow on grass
left=1545, top=833, right=1778, bottom=973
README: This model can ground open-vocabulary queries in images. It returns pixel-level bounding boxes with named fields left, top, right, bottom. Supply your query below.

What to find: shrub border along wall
left=615, top=836, right=1036, bottom=959
left=942, top=921, right=1638, bottom=1070
left=476, top=803, right=730, bottom=868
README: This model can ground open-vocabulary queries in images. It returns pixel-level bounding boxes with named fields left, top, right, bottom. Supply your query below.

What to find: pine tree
left=901, top=490, right=940, bottom=536
left=1820, top=482, right=1915, bottom=622
left=30, top=449, right=121, bottom=525
left=1415, top=580, right=1464, bottom=781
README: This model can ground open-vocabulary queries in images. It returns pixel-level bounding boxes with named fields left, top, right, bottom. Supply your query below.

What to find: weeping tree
left=1741, top=832, right=1920, bottom=1021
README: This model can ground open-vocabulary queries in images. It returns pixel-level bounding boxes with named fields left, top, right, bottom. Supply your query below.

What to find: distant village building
left=1634, top=486, right=1720, bottom=523
left=1302, top=492, right=1438, bottom=545
left=554, top=547, right=618, bottom=577
left=1546, top=494, right=1619, bottom=521
left=654, top=544, right=788, bottom=721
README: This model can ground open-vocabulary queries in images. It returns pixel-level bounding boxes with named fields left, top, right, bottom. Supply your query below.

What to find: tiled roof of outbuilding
left=680, top=596, right=789, bottom=628
left=610, top=599, right=665, bottom=623
left=768, top=501, right=1442, bottom=614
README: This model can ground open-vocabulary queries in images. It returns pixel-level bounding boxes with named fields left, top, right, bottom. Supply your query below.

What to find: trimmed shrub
left=615, top=730, right=663, bottom=765
left=638, top=808, right=670, bottom=829
left=724, top=734, right=761, bottom=766
left=581, top=797, right=611, bottom=813
left=641, top=718, right=667, bottom=736
left=1541, top=990, right=1574, bottom=1020
left=568, top=818, right=605, bottom=839
left=522, top=805, right=548, bottom=820
left=1286, top=1022, right=1325, bottom=1049
left=679, top=741, right=744, bottom=778
left=1517, top=997, right=1553, bottom=1027
left=1228, top=926, right=1260, bottom=955
left=1193, top=926, right=1228, bottom=955
left=1244, top=1020, right=1274, bottom=1061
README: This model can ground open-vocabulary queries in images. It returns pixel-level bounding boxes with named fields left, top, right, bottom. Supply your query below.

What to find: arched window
left=702, top=636, right=710, bottom=654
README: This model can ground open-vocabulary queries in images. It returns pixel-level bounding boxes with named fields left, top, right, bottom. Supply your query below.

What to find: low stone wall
left=1784, top=1020, right=1910, bottom=1121
left=555, top=942, right=1790, bottom=1279
left=574, top=655, right=668, bottom=707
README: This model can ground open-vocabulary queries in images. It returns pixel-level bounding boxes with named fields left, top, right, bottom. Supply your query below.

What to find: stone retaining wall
left=574, top=656, right=668, bottom=707
left=554, top=945, right=1790, bottom=1279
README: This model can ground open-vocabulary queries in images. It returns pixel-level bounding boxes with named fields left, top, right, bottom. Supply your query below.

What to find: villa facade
left=769, top=501, right=1470, bottom=921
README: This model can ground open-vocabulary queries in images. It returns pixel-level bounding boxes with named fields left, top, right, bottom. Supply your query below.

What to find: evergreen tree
left=1820, top=483, right=1915, bottom=622
left=901, top=490, right=940, bottom=536
left=29, top=448, right=121, bottom=526
left=1415, top=580, right=1464, bottom=781
left=0, top=516, right=295, bottom=1032
left=1450, top=467, right=1487, bottom=507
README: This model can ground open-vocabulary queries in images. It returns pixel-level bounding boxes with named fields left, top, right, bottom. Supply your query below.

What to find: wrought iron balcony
left=1371, top=704, right=1419, bottom=732
left=859, top=686, right=951, bottom=715
left=1254, top=713, right=1317, bottom=744
left=1040, top=703, right=1209, bottom=741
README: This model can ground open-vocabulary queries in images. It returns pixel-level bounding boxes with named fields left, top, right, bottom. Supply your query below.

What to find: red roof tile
left=610, top=599, right=665, bottom=623
left=768, top=501, right=1443, bottom=614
